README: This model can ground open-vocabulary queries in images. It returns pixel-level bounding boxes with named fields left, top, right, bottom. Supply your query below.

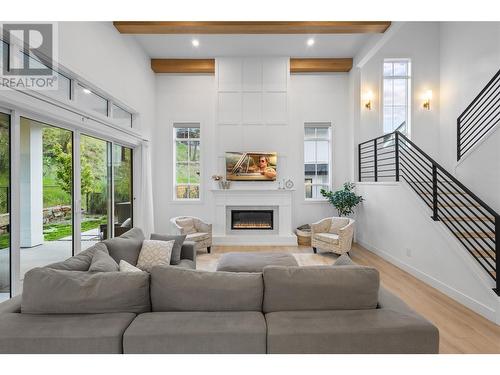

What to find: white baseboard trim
left=357, top=239, right=498, bottom=324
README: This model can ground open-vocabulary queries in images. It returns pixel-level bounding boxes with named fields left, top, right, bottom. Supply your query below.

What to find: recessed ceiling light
left=82, top=88, right=91, bottom=94
left=192, top=39, right=200, bottom=47
left=307, top=38, right=315, bottom=47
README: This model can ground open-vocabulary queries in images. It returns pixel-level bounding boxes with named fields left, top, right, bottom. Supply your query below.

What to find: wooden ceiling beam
left=290, top=58, right=353, bottom=73
left=114, top=21, right=391, bottom=34
left=151, top=59, right=215, bottom=73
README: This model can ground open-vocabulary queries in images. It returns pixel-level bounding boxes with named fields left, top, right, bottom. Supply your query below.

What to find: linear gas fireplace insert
left=231, top=209, right=274, bottom=230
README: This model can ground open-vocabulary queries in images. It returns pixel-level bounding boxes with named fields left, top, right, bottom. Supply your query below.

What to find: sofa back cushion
left=262, top=265, right=379, bottom=313
left=102, top=227, right=145, bottom=265
left=151, top=266, right=263, bottom=312
left=21, top=268, right=150, bottom=314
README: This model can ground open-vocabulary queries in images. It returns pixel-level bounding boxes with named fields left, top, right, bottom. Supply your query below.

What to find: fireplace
left=231, top=210, right=274, bottom=230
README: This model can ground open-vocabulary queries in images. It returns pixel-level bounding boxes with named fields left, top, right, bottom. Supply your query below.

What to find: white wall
left=153, top=74, right=216, bottom=234
left=57, top=22, right=156, bottom=139
left=357, top=22, right=441, bottom=160
left=356, top=182, right=499, bottom=323
left=153, top=59, right=351, bottom=233
left=439, top=22, right=500, bottom=212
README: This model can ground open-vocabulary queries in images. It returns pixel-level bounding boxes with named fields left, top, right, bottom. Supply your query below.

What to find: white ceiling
left=129, top=34, right=373, bottom=58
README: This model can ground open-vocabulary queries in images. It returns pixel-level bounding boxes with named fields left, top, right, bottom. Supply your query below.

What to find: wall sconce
left=423, top=90, right=432, bottom=110
left=363, top=90, right=374, bottom=110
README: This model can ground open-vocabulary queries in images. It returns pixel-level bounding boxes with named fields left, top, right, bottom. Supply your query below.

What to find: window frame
left=172, top=123, right=201, bottom=202
left=304, top=122, right=332, bottom=201
left=382, top=58, right=412, bottom=137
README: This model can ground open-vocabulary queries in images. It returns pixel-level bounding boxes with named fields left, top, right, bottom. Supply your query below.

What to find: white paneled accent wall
left=153, top=58, right=351, bottom=234
left=215, top=57, right=289, bottom=187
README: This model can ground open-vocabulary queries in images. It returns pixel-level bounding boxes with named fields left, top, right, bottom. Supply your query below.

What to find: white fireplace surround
left=211, top=189, right=297, bottom=245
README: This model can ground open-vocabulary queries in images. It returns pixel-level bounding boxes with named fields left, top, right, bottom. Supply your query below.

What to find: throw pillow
left=334, top=253, right=355, bottom=266
left=89, top=249, right=119, bottom=272
left=150, top=233, right=186, bottom=265
left=329, top=218, right=350, bottom=234
left=136, top=239, right=175, bottom=272
left=45, top=242, right=108, bottom=271
left=102, top=227, right=145, bottom=265
left=176, top=217, right=196, bottom=234
left=119, top=260, right=143, bottom=273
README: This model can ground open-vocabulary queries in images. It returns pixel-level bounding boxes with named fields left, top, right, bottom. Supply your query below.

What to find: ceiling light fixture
left=82, top=88, right=91, bottom=95
left=192, top=39, right=200, bottom=47
left=307, top=38, right=315, bottom=47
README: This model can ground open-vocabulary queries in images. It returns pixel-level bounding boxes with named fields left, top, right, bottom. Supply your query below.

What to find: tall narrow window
left=383, top=59, right=411, bottom=135
left=0, top=112, right=10, bottom=301
left=174, top=124, right=200, bottom=200
left=304, top=123, right=331, bottom=199
left=113, top=145, right=133, bottom=236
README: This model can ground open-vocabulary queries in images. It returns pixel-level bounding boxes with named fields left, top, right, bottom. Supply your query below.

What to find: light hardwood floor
left=196, top=243, right=500, bottom=354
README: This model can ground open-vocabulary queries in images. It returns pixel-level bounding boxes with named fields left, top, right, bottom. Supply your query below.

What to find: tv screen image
left=226, top=152, right=277, bottom=181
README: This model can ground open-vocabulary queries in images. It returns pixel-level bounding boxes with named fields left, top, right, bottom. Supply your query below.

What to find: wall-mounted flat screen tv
left=226, top=152, right=277, bottom=181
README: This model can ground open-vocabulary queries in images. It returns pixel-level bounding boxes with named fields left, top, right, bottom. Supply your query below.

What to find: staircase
left=457, top=68, right=500, bottom=161
left=358, top=131, right=499, bottom=295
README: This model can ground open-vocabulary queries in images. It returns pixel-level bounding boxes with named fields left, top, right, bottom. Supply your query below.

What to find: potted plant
left=320, top=182, right=364, bottom=217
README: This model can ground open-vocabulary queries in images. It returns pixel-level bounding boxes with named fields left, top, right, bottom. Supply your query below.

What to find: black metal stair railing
left=457, top=68, right=500, bottom=161
left=358, top=131, right=499, bottom=295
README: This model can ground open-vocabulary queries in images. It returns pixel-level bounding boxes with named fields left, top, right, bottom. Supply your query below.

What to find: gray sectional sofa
left=0, top=228, right=439, bottom=354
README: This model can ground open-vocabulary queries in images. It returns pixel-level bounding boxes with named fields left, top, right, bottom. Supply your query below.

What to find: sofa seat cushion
left=0, top=312, right=136, bottom=354
left=173, top=259, right=196, bottom=269
left=186, top=232, right=210, bottom=242
left=217, top=252, right=298, bottom=272
left=123, top=311, right=266, bottom=354
left=266, top=310, right=439, bottom=354
left=314, top=232, right=339, bottom=244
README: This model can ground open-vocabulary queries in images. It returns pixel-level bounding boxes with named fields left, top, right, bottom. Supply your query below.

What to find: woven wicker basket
left=296, top=226, right=311, bottom=246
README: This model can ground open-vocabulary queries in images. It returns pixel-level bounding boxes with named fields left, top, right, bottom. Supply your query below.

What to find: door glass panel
left=113, top=145, right=133, bottom=237
left=80, top=135, right=111, bottom=249
left=0, top=113, right=10, bottom=301
left=20, top=117, right=73, bottom=284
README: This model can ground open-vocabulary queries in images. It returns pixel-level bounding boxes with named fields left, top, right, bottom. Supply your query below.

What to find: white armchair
left=170, top=216, right=213, bottom=254
left=311, top=217, right=355, bottom=255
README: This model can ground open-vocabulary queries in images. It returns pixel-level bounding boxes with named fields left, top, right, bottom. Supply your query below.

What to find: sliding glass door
left=0, top=111, right=135, bottom=294
left=113, top=144, right=133, bottom=237
left=0, top=113, right=10, bottom=301
left=19, top=117, right=73, bottom=280
left=80, top=134, right=112, bottom=250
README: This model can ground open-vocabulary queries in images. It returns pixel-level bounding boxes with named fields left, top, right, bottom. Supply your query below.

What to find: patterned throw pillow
left=136, top=240, right=175, bottom=272
left=119, top=260, right=143, bottom=273
left=334, top=253, right=355, bottom=266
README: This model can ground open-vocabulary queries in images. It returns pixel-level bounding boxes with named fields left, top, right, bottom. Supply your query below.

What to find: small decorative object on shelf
left=211, top=174, right=230, bottom=189
left=285, top=179, right=294, bottom=189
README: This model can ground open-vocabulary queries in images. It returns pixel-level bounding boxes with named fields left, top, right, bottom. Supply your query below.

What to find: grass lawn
left=43, top=217, right=107, bottom=241
left=0, top=217, right=108, bottom=250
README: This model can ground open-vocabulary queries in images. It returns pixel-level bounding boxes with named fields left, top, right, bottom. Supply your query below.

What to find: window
left=304, top=123, right=331, bottom=199
left=383, top=59, right=411, bottom=135
left=174, top=124, right=200, bottom=200
left=112, top=104, right=133, bottom=128
left=113, top=144, right=133, bottom=234
left=75, top=83, right=108, bottom=116
left=0, top=112, right=10, bottom=299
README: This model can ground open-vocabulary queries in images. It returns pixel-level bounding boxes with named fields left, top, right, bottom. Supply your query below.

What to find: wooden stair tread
left=454, top=230, right=495, bottom=239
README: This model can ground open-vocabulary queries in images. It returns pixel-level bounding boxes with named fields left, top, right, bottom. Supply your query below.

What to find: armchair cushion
left=314, top=232, right=339, bottom=245
left=176, top=217, right=196, bottom=234
left=150, top=233, right=187, bottom=265
left=329, top=217, right=350, bottom=234
left=186, top=232, right=210, bottom=242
